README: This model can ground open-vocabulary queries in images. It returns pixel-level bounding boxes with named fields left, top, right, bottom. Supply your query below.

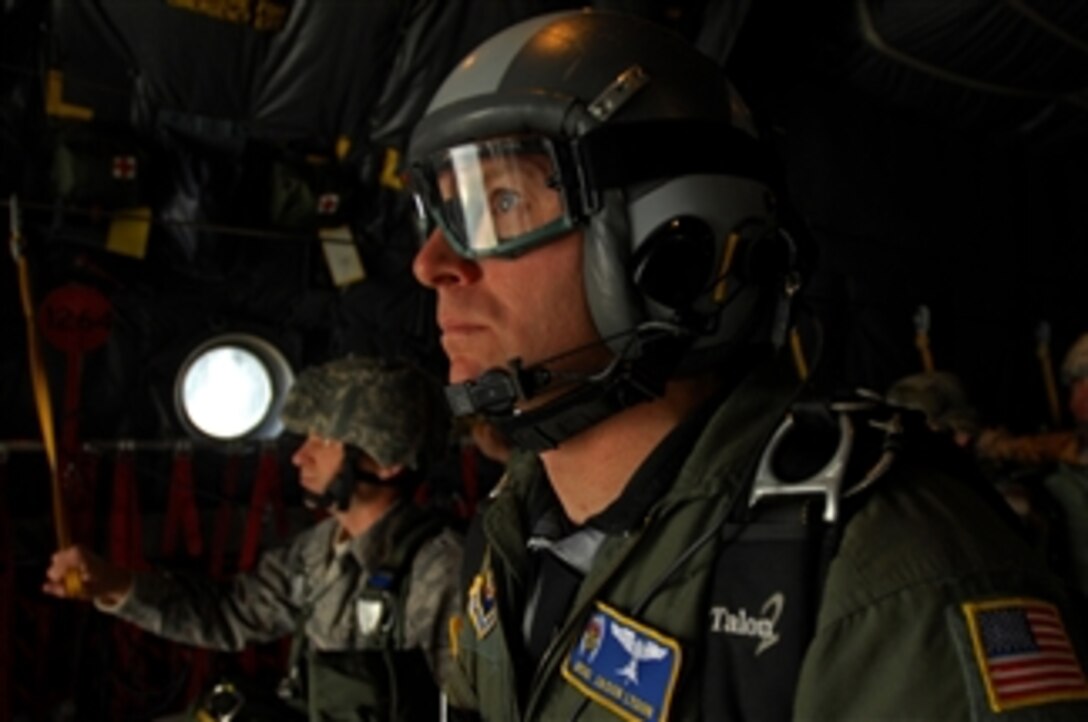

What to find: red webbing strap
left=106, top=444, right=153, bottom=718
left=0, top=450, right=12, bottom=719
left=161, top=444, right=203, bottom=558
left=58, top=350, right=100, bottom=551
left=209, top=451, right=241, bottom=581
left=268, top=446, right=288, bottom=544
left=238, top=443, right=286, bottom=572
left=159, top=444, right=212, bottom=704
left=183, top=633, right=213, bottom=703
left=60, top=351, right=82, bottom=464
left=185, top=450, right=244, bottom=706
left=66, top=451, right=100, bottom=551
left=16, top=593, right=52, bottom=720
left=108, top=444, right=146, bottom=569
left=238, top=443, right=288, bottom=677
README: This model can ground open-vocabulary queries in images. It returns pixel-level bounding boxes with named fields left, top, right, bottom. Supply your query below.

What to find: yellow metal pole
left=9, top=195, right=82, bottom=597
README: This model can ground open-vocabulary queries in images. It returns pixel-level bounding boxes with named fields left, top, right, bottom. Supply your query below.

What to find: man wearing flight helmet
left=408, top=9, right=1088, bottom=721
left=44, top=355, right=464, bottom=720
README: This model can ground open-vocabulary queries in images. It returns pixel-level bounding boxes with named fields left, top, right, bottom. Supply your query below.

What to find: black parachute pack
left=701, top=390, right=1026, bottom=721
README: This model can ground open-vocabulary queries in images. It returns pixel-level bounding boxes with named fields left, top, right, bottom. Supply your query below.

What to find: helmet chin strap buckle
left=443, top=361, right=553, bottom=417
left=306, top=447, right=373, bottom=511
left=440, top=323, right=696, bottom=452
left=493, top=328, right=694, bottom=451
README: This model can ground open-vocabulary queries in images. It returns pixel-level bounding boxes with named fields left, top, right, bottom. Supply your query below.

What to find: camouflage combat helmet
left=1061, top=333, right=1088, bottom=384
left=280, top=356, right=443, bottom=470
left=886, top=370, right=980, bottom=436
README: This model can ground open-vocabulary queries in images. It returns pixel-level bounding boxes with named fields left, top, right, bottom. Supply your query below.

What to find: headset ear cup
left=631, top=216, right=717, bottom=313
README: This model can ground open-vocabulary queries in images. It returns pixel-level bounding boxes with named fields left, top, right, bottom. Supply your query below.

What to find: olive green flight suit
left=447, top=356, right=1088, bottom=721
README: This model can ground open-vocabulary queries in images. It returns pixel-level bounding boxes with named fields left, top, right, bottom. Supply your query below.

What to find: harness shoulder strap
left=704, top=391, right=915, bottom=721
left=358, top=505, right=450, bottom=649
left=367, top=505, right=448, bottom=593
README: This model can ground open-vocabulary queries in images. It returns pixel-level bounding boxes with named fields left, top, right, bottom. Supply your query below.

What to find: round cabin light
left=175, top=334, right=293, bottom=442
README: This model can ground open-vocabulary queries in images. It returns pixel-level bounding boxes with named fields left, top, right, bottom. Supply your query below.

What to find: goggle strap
left=576, top=121, right=780, bottom=191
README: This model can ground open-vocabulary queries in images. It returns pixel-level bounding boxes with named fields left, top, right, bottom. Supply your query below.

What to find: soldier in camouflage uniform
left=44, top=355, right=464, bottom=721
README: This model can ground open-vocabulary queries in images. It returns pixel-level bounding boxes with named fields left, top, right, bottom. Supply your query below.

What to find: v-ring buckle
left=749, top=411, right=853, bottom=523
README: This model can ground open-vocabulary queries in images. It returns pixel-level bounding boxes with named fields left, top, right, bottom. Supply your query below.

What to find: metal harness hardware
left=749, top=392, right=903, bottom=524
left=196, top=682, right=245, bottom=722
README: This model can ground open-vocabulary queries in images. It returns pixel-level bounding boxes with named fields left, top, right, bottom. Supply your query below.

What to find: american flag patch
left=964, top=598, right=1088, bottom=712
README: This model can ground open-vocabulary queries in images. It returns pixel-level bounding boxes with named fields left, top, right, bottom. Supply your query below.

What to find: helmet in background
left=886, top=371, right=980, bottom=437
left=280, top=355, right=445, bottom=470
left=408, top=9, right=802, bottom=374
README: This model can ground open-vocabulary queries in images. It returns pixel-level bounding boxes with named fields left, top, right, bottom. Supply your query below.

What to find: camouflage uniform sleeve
left=403, top=527, right=466, bottom=696
left=103, top=526, right=319, bottom=651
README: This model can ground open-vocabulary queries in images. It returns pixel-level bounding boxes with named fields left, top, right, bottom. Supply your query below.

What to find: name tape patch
left=562, top=602, right=681, bottom=722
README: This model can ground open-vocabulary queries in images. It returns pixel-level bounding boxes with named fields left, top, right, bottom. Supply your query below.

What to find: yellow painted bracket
left=45, top=70, right=94, bottom=121
left=379, top=147, right=405, bottom=191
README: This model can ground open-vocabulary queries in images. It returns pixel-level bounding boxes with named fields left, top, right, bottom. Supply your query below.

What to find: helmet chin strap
left=303, top=447, right=407, bottom=511
left=444, top=323, right=696, bottom=452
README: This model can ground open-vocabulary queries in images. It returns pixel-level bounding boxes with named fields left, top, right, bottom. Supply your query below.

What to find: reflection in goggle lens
left=414, top=136, right=576, bottom=260
left=411, top=193, right=433, bottom=245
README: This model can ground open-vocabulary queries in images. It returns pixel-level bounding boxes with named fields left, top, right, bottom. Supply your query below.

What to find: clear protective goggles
left=409, top=135, right=579, bottom=260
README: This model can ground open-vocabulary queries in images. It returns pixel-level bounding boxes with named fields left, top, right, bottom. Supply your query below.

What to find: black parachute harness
left=560, top=389, right=934, bottom=722
left=693, top=391, right=912, bottom=721
left=197, top=453, right=435, bottom=721
left=691, top=389, right=1031, bottom=721
left=275, top=506, right=446, bottom=720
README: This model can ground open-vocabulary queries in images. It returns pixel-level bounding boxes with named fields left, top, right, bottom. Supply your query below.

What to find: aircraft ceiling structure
left=0, top=0, right=1085, bottom=444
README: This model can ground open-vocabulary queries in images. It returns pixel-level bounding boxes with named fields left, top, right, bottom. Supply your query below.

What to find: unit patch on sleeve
left=962, top=597, right=1088, bottom=712
left=561, top=601, right=681, bottom=722
left=467, top=567, right=498, bottom=640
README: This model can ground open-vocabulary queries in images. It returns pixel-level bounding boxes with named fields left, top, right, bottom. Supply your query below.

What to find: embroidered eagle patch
left=562, top=602, right=681, bottom=722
